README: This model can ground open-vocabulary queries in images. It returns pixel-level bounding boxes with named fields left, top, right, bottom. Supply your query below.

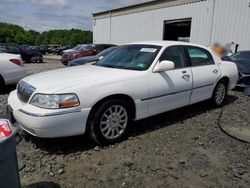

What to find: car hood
left=63, top=49, right=75, bottom=53
left=22, top=64, right=143, bottom=93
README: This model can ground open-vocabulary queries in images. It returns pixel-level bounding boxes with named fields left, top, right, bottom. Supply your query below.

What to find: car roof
left=92, top=44, right=116, bottom=46
left=128, top=40, right=208, bottom=49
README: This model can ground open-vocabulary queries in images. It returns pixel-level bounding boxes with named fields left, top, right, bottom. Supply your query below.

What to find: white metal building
left=93, top=0, right=250, bottom=50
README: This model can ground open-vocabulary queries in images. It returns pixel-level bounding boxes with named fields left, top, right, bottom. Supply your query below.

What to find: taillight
left=9, top=59, right=24, bottom=66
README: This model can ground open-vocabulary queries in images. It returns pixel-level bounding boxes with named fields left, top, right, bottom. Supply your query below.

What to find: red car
left=61, top=44, right=116, bottom=66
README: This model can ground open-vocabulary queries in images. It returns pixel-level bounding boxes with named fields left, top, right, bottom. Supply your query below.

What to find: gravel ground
left=0, top=60, right=250, bottom=188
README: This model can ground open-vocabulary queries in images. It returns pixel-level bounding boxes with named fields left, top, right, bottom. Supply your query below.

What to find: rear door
left=184, top=46, right=221, bottom=104
left=147, top=46, right=193, bottom=116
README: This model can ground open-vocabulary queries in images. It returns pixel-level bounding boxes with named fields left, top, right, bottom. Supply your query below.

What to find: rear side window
left=159, top=46, right=187, bottom=69
left=186, top=46, right=214, bottom=66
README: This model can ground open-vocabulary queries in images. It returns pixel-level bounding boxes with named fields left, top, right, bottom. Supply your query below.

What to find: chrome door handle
left=182, top=74, right=190, bottom=79
left=213, top=69, right=219, bottom=74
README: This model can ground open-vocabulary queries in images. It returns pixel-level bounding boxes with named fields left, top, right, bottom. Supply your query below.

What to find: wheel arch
left=87, top=93, right=136, bottom=124
left=217, top=76, right=230, bottom=90
left=0, top=74, right=5, bottom=86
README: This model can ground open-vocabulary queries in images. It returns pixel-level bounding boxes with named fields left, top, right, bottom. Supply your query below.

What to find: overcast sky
left=0, top=0, right=152, bottom=32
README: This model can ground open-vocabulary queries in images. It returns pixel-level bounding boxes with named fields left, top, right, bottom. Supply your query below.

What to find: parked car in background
left=222, top=51, right=250, bottom=87
left=0, top=53, right=26, bottom=91
left=0, top=44, right=43, bottom=63
left=68, top=46, right=118, bottom=67
left=8, top=41, right=238, bottom=145
left=0, top=45, right=20, bottom=54
left=0, top=46, right=5, bottom=53
left=61, top=44, right=82, bottom=55
left=54, top=46, right=70, bottom=55
left=61, top=44, right=116, bottom=66
left=19, top=46, right=43, bottom=63
left=30, top=46, right=48, bottom=55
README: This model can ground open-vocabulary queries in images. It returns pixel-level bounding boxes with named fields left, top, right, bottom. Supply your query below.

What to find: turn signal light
left=59, top=101, right=80, bottom=108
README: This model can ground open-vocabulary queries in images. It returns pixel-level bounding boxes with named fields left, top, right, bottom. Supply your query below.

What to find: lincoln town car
left=7, top=41, right=238, bottom=144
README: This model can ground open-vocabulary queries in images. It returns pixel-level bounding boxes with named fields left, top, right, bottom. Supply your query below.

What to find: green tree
left=0, top=22, right=93, bottom=47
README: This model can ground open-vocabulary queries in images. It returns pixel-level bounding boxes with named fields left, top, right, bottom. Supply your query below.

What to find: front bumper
left=237, top=73, right=250, bottom=88
left=7, top=90, right=91, bottom=138
left=61, top=59, right=69, bottom=66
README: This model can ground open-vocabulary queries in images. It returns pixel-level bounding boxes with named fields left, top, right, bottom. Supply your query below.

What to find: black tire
left=88, top=99, right=131, bottom=145
left=0, top=75, right=5, bottom=93
left=211, top=80, right=228, bottom=107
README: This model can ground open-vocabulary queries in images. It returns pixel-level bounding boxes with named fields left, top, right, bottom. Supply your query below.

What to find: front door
left=147, top=46, right=193, bottom=116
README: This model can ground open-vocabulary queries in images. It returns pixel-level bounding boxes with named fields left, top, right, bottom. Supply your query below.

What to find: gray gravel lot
left=0, top=59, right=250, bottom=188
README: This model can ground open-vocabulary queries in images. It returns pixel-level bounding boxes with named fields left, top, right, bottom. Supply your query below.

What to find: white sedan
left=7, top=41, right=238, bottom=145
left=0, top=53, right=26, bottom=91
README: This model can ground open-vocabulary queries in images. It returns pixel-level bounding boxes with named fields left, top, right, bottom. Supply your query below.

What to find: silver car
left=0, top=53, right=26, bottom=91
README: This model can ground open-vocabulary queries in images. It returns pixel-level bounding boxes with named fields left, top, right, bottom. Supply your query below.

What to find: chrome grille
left=17, top=81, right=36, bottom=103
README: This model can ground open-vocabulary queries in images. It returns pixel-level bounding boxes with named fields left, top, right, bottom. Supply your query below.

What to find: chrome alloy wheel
left=215, top=83, right=226, bottom=105
left=100, top=105, right=128, bottom=139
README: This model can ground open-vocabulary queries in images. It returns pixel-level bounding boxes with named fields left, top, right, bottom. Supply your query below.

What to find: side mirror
left=98, top=56, right=104, bottom=60
left=153, top=60, right=175, bottom=72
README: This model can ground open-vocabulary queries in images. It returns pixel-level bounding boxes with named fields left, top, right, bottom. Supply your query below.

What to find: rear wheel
left=88, top=99, right=131, bottom=145
left=211, top=80, right=227, bottom=106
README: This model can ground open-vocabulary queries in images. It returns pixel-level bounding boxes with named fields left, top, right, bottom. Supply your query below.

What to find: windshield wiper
left=98, top=64, right=117, bottom=68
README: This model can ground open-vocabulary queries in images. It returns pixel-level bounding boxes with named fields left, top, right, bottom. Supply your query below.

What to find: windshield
left=231, top=51, right=250, bottom=61
left=96, top=45, right=161, bottom=71
left=73, top=45, right=80, bottom=50
left=74, top=44, right=94, bottom=51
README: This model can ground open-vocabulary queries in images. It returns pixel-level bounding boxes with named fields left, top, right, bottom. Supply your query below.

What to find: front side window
left=159, top=46, right=187, bottom=69
left=96, top=45, right=161, bottom=71
left=186, top=46, right=214, bottom=66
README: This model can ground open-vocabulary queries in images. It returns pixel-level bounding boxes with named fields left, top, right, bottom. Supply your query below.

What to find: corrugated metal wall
left=93, top=0, right=250, bottom=50
left=93, top=17, right=111, bottom=43
left=211, top=0, right=250, bottom=50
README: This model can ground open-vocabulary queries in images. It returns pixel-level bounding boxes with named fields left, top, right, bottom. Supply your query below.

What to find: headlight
left=30, top=94, right=80, bottom=109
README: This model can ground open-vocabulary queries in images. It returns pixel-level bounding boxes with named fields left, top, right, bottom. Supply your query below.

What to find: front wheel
left=211, top=80, right=227, bottom=106
left=88, top=99, right=131, bottom=145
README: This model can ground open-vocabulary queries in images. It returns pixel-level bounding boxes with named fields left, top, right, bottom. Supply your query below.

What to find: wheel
left=88, top=99, right=131, bottom=145
left=30, top=57, right=35, bottom=63
left=211, top=80, right=227, bottom=106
